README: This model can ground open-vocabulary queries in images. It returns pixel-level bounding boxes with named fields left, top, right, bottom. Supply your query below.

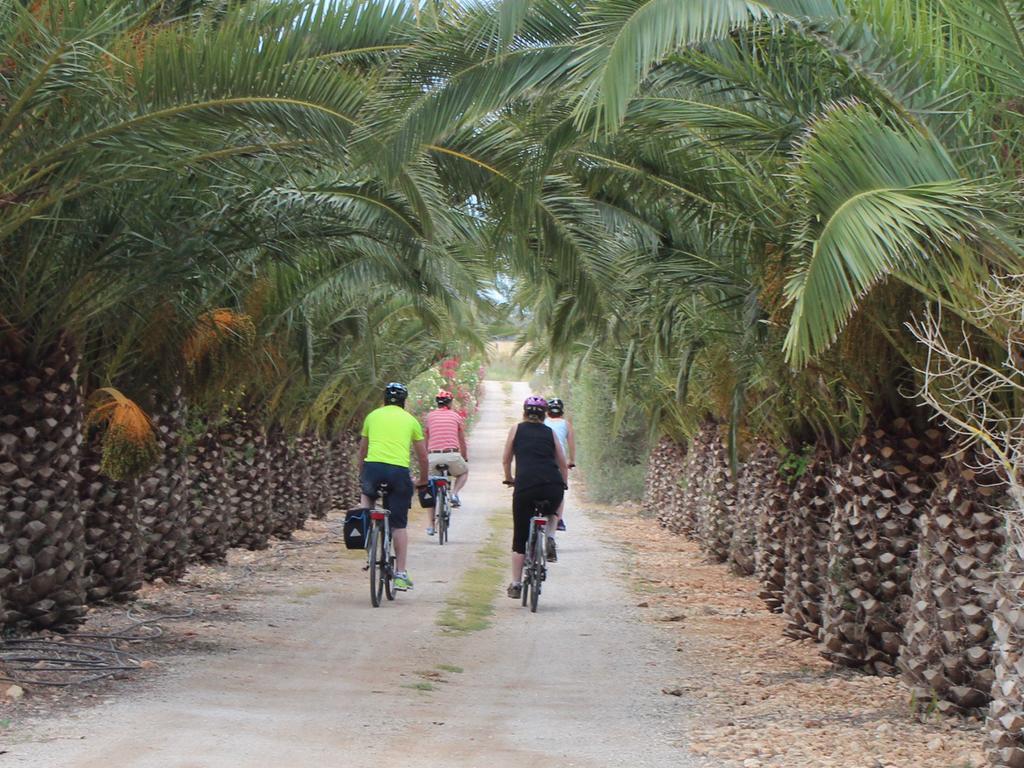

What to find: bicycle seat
left=436, top=463, right=450, bottom=473
left=370, top=480, right=391, bottom=500
left=534, top=500, right=551, bottom=514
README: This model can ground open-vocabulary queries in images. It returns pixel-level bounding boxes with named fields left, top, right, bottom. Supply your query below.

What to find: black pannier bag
left=344, top=508, right=370, bottom=550
left=417, top=481, right=436, bottom=509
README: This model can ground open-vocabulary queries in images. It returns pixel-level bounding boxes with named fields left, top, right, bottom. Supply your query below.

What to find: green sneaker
left=394, top=573, right=413, bottom=591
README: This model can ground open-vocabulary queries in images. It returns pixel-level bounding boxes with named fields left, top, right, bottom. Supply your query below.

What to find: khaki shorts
left=429, top=451, right=467, bottom=477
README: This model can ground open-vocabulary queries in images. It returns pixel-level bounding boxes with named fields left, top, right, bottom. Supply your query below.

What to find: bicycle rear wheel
left=441, top=493, right=451, bottom=544
left=385, top=542, right=395, bottom=601
left=369, top=523, right=383, bottom=607
left=435, top=490, right=447, bottom=546
left=521, top=535, right=532, bottom=607
left=530, top=528, right=545, bottom=612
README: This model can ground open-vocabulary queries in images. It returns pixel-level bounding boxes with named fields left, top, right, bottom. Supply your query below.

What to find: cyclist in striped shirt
left=422, top=390, right=469, bottom=536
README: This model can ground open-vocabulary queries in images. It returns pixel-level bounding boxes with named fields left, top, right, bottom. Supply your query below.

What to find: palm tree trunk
left=900, top=449, right=1004, bottom=714
left=328, top=431, right=360, bottom=513
left=674, top=422, right=717, bottom=537
left=697, top=429, right=735, bottom=563
left=987, top=518, right=1024, bottom=768
left=783, top=450, right=834, bottom=641
left=822, top=419, right=946, bottom=675
left=268, top=428, right=308, bottom=538
left=734, top=440, right=781, bottom=579
left=0, top=332, right=87, bottom=630
left=137, top=391, right=190, bottom=581
left=186, top=426, right=230, bottom=562
left=644, top=436, right=687, bottom=530
left=79, top=432, right=143, bottom=602
left=223, top=410, right=271, bottom=550
left=302, top=435, right=330, bottom=520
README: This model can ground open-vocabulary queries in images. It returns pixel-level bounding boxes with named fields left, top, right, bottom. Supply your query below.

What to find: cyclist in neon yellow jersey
left=358, top=382, right=429, bottom=591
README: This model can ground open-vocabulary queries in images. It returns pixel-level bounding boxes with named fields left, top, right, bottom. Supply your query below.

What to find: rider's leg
left=394, top=528, right=408, bottom=572
left=548, top=502, right=562, bottom=540
left=360, top=493, right=373, bottom=508
left=389, top=470, right=413, bottom=573
left=512, top=552, right=525, bottom=583
left=510, top=490, right=530, bottom=584
left=454, top=469, right=468, bottom=495
left=545, top=487, right=566, bottom=559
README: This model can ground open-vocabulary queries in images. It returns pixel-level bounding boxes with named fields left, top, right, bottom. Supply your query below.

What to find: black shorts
left=512, top=482, right=564, bottom=554
left=360, top=462, right=414, bottom=529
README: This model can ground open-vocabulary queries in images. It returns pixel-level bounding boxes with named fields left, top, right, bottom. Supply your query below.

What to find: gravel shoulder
left=1, top=382, right=701, bottom=767
left=586, top=503, right=987, bottom=768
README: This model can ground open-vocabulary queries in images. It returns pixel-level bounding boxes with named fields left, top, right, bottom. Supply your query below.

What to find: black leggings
left=512, top=483, right=564, bottom=554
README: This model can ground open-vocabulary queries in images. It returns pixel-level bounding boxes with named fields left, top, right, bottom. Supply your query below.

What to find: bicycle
left=364, top=481, right=396, bottom=607
left=431, top=463, right=453, bottom=545
left=504, top=479, right=555, bottom=613
left=521, top=499, right=552, bottom=612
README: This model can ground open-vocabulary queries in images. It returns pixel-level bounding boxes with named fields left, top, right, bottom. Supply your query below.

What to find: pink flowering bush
left=408, top=356, right=485, bottom=427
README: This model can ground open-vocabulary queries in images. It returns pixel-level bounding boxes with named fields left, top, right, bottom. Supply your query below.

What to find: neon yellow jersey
left=361, top=405, right=424, bottom=468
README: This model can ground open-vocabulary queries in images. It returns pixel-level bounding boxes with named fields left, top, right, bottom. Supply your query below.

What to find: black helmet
left=547, top=397, right=564, bottom=416
left=384, top=382, right=408, bottom=406
left=435, top=389, right=453, bottom=407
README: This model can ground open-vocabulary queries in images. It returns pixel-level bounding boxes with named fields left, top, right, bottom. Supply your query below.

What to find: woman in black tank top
left=502, top=396, right=569, bottom=598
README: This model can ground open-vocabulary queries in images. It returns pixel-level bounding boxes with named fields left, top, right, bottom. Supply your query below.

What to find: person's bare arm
left=566, top=419, right=576, bottom=466
left=413, top=439, right=429, bottom=486
left=502, top=425, right=516, bottom=483
left=358, top=436, right=368, bottom=473
left=458, top=421, right=468, bottom=461
left=554, top=435, right=569, bottom=485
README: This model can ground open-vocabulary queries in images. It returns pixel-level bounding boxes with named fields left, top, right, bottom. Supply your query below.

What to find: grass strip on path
left=436, top=511, right=509, bottom=634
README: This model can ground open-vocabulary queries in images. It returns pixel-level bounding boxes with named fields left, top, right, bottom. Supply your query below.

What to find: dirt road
left=5, top=381, right=701, bottom=767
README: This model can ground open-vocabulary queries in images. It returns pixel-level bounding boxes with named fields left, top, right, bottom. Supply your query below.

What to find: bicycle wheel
left=369, top=523, right=383, bottom=607
left=384, top=536, right=395, bottom=601
left=521, top=535, right=531, bottom=607
left=440, top=493, right=451, bottom=545
left=530, top=529, right=545, bottom=612
left=435, top=489, right=446, bottom=546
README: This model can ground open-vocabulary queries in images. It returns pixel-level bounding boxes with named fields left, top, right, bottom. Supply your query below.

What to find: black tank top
left=512, top=421, right=563, bottom=490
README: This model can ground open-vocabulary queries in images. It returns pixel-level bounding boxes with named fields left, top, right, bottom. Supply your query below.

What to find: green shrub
left=568, top=366, right=649, bottom=503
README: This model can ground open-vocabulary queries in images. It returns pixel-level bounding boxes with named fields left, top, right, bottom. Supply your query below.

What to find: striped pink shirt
left=424, top=408, right=463, bottom=452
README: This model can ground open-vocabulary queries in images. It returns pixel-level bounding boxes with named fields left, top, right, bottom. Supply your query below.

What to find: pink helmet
left=523, top=395, right=547, bottom=417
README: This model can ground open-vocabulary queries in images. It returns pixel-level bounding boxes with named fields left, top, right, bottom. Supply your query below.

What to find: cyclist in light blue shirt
left=544, top=398, right=575, bottom=533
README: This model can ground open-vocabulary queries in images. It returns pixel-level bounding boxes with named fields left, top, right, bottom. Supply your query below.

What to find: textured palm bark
left=673, top=422, right=717, bottom=537
left=822, top=420, right=946, bottom=675
left=0, top=333, right=87, bottom=629
left=697, top=430, right=735, bottom=563
left=79, top=432, right=143, bottom=602
left=301, top=436, right=330, bottom=520
left=268, top=429, right=307, bottom=538
left=899, top=452, right=1004, bottom=715
left=186, top=427, right=230, bottom=563
left=136, top=392, right=190, bottom=581
left=222, top=411, right=272, bottom=551
left=782, top=451, right=834, bottom=641
left=738, top=441, right=785, bottom=584
left=988, top=521, right=1024, bottom=768
left=328, top=430, right=360, bottom=512
left=644, top=436, right=687, bottom=530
